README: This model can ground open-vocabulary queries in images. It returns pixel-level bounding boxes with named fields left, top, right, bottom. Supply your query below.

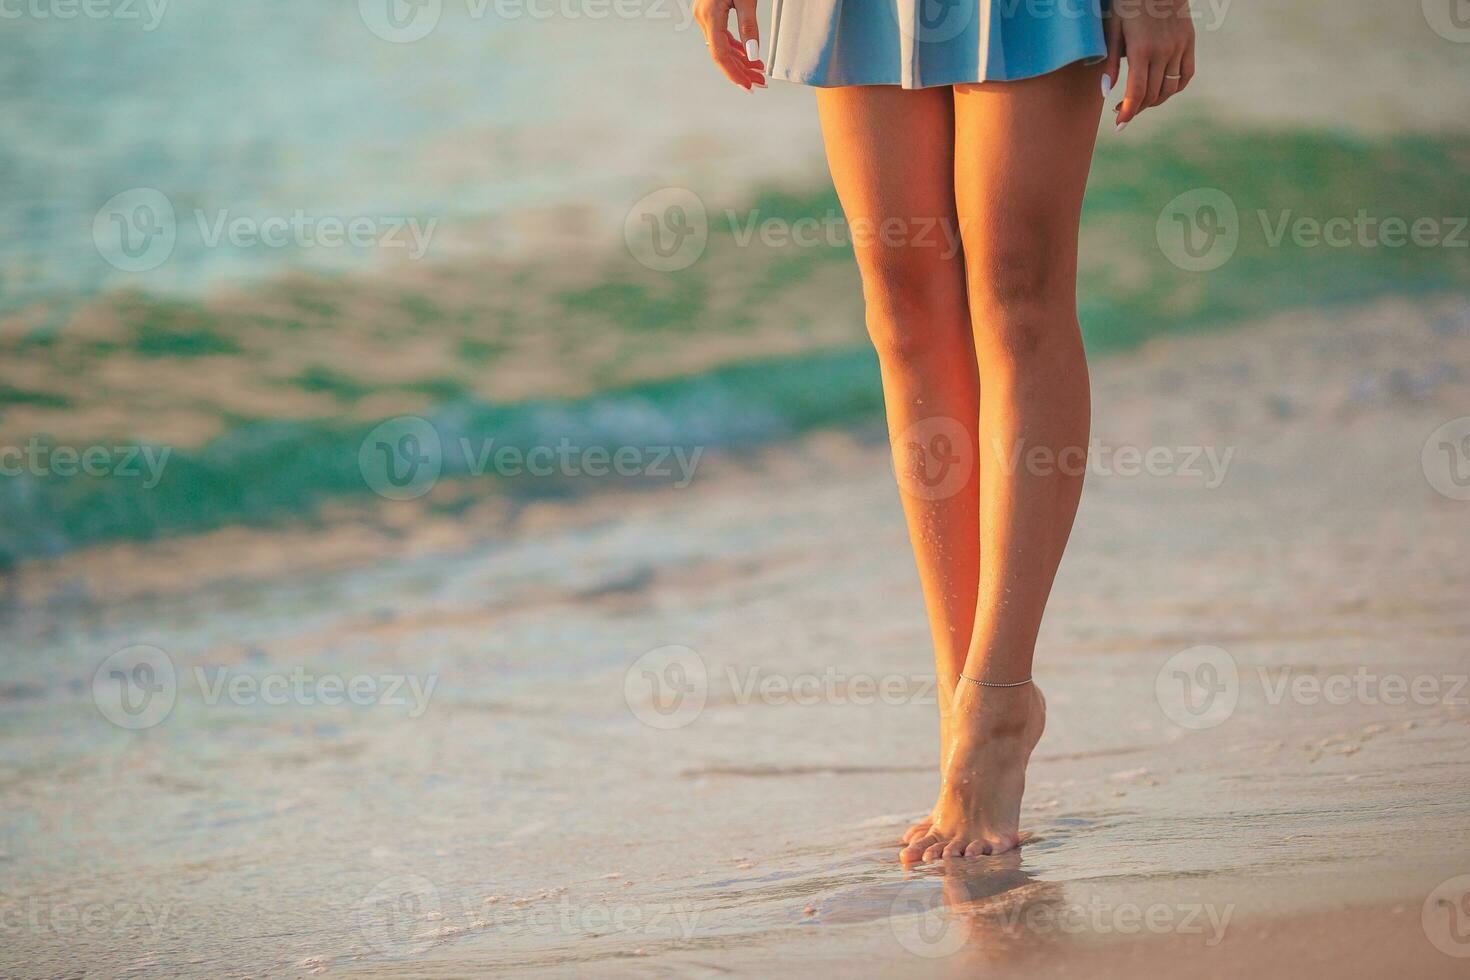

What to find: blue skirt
left=766, top=0, right=1107, bottom=89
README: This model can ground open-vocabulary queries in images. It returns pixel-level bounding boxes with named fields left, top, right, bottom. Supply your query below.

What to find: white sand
left=5, top=295, right=1470, bottom=975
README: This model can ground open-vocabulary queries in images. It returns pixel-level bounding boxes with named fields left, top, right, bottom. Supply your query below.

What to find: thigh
left=815, top=86, right=965, bottom=294
left=952, top=62, right=1103, bottom=302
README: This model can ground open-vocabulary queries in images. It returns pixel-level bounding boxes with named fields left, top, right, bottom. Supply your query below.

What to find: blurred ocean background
left=2, top=0, right=1469, bottom=562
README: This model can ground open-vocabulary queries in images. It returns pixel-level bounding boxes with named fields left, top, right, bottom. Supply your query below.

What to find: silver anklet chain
left=959, top=674, right=1033, bottom=688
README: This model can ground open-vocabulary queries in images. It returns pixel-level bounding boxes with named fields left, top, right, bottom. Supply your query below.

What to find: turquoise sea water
left=4, top=4, right=1470, bottom=563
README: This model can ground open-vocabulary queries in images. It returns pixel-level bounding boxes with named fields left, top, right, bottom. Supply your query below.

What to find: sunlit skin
left=695, top=0, right=1195, bottom=862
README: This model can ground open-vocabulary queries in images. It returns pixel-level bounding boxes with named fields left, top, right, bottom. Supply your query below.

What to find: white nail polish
left=1101, top=74, right=1112, bottom=99
left=1115, top=120, right=1128, bottom=133
left=745, top=38, right=760, bottom=61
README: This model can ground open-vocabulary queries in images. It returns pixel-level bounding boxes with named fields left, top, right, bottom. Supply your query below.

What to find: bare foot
left=900, top=700, right=954, bottom=845
left=902, top=810, right=937, bottom=846
left=899, top=682, right=1045, bottom=863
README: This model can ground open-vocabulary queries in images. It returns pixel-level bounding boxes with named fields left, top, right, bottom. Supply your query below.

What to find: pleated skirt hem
left=766, top=0, right=1107, bottom=90
left=767, top=51, right=1105, bottom=89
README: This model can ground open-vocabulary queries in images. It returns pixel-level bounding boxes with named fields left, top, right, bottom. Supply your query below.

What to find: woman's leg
left=900, top=61, right=1102, bottom=863
left=813, top=85, right=979, bottom=835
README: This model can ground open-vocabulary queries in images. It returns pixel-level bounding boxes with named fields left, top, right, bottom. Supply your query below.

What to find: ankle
left=951, top=682, right=1037, bottom=738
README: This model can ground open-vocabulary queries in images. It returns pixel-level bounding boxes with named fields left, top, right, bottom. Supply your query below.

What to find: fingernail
left=1101, top=74, right=1112, bottom=99
left=1115, top=120, right=1128, bottom=133
left=745, top=38, right=760, bottom=61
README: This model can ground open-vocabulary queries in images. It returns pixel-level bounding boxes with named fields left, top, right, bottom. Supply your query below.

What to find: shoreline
left=4, top=293, right=1469, bottom=975
left=12, top=290, right=1468, bottom=607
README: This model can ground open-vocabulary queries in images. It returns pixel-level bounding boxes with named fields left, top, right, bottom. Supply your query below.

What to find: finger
left=1178, top=39, right=1195, bottom=92
left=1115, top=51, right=1149, bottom=129
left=711, top=45, right=756, bottom=90
left=698, top=2, right=758, bottom=90
left=1102, top=13, right=1122, bottom=98
left=1143, top=51, right=1168, bottom=109
left=722, top=32, right=765, bottom=74
left=733, top=0, right=761, bottom=62
left=1154, top=48, right=1185, bottom=107
left=712, top=3, right=765, bottom=87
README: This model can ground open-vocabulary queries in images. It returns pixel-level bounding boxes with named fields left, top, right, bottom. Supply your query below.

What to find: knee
left=967, top=244, right=1075, bottom=361
left=856, top=253, right=966, bottom=366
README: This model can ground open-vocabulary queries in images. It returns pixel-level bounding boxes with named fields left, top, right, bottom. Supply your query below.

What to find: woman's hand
left=1104, top=0, right=1195, bottom=131
left=694, top=0, right=766, bottom=91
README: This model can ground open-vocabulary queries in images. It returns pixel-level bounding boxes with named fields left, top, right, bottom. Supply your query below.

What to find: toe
left=902, top=820, right=931, bottom=846
left=921, top=839, right=948, bottom=862
left=963, top=839, right=991, bottom=857
left=941, top=839, right=969, bottom=859
left=984, top=834, right=1019, bottom=855
left=900, top=834, right=939, bottom=863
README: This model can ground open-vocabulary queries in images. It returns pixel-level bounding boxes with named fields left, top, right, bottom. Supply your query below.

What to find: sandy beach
left=4, top=295, right=1469, bottom=975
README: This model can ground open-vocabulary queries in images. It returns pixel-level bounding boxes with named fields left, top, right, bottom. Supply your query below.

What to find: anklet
left=959, top=674, right=1033, bottom=688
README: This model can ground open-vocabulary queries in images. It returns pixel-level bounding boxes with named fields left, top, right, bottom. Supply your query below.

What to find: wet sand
left=3, top=295, right=1469, bottom=975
